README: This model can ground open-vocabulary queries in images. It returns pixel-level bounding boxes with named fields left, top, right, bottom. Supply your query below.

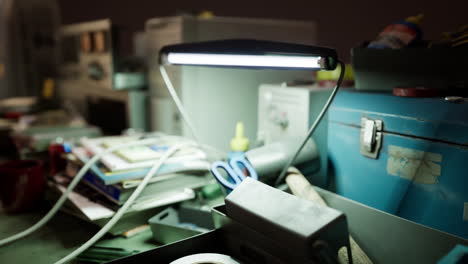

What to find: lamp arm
left=275, top=60, right=346, bottom=186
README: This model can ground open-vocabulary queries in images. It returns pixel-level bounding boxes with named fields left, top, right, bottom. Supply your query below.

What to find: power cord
left=159, top=65, right=227, bottom=160
left=159, top=65, right=200, bottom=142
left=54, top=142, right=196, bottom=264
left=275, top=60, right=346, bottom=186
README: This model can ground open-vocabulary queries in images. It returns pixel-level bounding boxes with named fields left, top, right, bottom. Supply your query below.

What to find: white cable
left=0, top=137, right=170, bottom=247
left=159, top=66, right=227, bottom=162
left=159, top=65, right=200, bottom=142
left=54, top=142, right=195, bottom=264
left=275, top=60, right=346, bottom=186
left=159, top=66, right=226, bottom=158
left=155, top=133, right=227, bottom=160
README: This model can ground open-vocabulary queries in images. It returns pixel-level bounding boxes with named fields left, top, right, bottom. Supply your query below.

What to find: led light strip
left=167, top=53, right=322, bottom=69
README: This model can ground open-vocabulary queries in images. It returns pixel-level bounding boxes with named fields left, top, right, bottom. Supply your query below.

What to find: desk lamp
left=160, top=39, right=338, bottom=70
left=159, top=39, right=345, bottom=186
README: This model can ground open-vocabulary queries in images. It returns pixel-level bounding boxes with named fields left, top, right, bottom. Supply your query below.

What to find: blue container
left=326, top=90, right=468, bottom=239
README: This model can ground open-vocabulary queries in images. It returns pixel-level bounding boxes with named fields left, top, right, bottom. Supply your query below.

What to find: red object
left=3, top=112, right=22, bottom=119
left=393, top=87, right=440, bottom=97
left=49, top=144, right=67, bottom=176
left=0, top=160, right=45, bottom=213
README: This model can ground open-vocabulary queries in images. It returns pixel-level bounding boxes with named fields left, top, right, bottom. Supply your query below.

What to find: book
left=47, top=174, right=199, bottom=235
left=82, top=172, right=210, bottom=205
left=48, top=175, right=115, bottom=221
left=72, top=147, right=211, bottom=185
left=65, top=151, right=211, bottom=204
left=46, top=181, right=166, bottom=235
left=80, top=136, right=207, bottom=172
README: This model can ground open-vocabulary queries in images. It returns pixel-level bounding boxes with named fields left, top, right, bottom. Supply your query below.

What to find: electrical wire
left=54, top=142, right=195, bottom=264
left=159, top=65, right=200, bottom=142
left=0, top=137, right=176, bottom=247
left=274, top=60, right=346, bottom=186
left=159, top=66, right=227, bottom=160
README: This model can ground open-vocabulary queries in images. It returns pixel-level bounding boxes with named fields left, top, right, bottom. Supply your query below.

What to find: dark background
left=58, top=0, right=467, bottom=62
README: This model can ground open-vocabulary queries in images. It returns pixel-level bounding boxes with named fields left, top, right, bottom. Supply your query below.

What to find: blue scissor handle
left=210, top=156, right=258, bottom=191
left=211, top=161, right=240, bottom=190
left=229, top=156, right=258, bottom=181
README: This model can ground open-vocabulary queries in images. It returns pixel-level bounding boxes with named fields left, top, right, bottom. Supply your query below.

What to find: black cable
left=275, top=60, right=346, bottom=186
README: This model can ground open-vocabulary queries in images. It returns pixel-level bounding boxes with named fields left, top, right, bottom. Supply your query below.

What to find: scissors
left=210, top=155, right=258, bottom=191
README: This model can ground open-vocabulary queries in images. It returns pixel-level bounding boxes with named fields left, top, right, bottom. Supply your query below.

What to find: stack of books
left=47, top=135, right=213, bottom=235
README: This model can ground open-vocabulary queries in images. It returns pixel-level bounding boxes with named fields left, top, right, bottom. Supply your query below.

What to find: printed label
left=386, top=145, right=442, bottom=184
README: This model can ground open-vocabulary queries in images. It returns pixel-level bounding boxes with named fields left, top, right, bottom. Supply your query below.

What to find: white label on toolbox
left=464, top=203, right=468, bottom=221
left=386, top=145, right=442, bottom=184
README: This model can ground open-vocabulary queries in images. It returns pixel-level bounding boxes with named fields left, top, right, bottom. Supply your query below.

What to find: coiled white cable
left=54, top=142, right=195, bottom=264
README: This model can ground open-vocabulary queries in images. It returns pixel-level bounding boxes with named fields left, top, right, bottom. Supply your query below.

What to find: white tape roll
left=170, top=253, right=240, bottom=264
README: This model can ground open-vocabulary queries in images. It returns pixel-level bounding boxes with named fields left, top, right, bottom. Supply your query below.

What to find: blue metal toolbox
left=326, top=90, right=468, bottom=239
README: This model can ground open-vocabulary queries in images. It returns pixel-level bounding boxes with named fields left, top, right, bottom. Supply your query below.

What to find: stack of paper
left=48, top=135, right=214, bottom=235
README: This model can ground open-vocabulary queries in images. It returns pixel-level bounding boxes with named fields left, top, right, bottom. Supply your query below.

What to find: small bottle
left=368, top=14, right=424, bottom=49
left=219, top=122, right=249, bottom=194
left=228, top=122, right=249, bottom=161
left=38, top=78, right=57, bottom=110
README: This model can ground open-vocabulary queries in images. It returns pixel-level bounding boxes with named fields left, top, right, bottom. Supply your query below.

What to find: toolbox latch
left=360, top=117, right=383, bottom=159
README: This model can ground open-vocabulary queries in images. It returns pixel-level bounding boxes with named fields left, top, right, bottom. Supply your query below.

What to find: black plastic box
left=351, top=47, right=468, bottom=92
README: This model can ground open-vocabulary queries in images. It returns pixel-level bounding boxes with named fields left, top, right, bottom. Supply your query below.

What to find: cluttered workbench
left=1, top=177, right=465, bottom=264
left=1, top=112, right=467, bottom=264
left=1, top=6, right=468, bottom=263
left=0, top=111, right=228, bottom=263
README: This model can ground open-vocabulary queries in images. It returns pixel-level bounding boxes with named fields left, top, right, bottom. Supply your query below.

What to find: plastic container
left=0, top=160, right=45, bottom=213
left=148, top=206, right=214, bottom=244
left=368, top=14, right=424, bottom=49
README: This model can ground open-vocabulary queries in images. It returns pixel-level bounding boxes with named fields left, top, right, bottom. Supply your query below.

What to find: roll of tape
left=170, top=253, right=240, bottom=264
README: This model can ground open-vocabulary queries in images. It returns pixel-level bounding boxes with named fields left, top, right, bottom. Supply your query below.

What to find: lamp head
left=159, top=39, right=338, bottom=71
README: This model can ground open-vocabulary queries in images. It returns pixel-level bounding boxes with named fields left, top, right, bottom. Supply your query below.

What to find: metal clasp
left=360, top=117, right=383, bottom=159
